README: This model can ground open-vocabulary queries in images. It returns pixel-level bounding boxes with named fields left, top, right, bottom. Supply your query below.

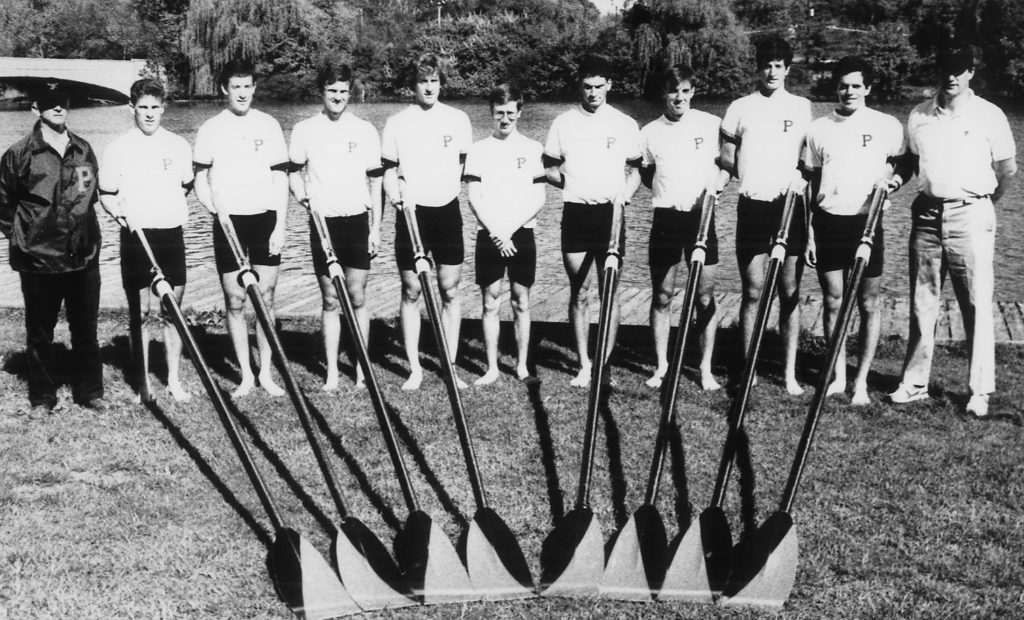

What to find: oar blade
left=599, top=504, right=666, bottom=600
left=394, top=510, right=478, bottom=605
left=333, top=518, right=417, bottom=610
left=721, top=511, right=797, bottom=608
left=539, top=508, right=604, bottom=597
left=460, top=507, right=535, bottom=600
left=659, top=521, right=713, bottom=603
left=267, top=528, right=363, bottom=618
left=698, top=505, right=735, bottom=594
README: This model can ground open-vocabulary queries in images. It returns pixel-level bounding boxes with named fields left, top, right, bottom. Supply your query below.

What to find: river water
left=1, top=97, right=1022, bottom=300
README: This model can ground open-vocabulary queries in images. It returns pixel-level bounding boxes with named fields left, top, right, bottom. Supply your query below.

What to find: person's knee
left=511, top=292, right=530, bottom=315
left=439, top=282, right=460, bottom=305
left=321, top=293, right=341, bottom=314
left=823, top=289, right=843, bottom=313
left=697, top=291, right=716, bottom=314
left=652, top=288, right=672, bottom=311
left=225, top=292, right=247, bottom=314
left=401, top=281, right=421, bottom=304
left=858, top=292, right=880, bottom=316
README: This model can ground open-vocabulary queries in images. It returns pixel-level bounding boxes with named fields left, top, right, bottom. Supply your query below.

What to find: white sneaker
left=888, top=382, right=928, bottom=404
left=966, top=394, right=990, bottom=418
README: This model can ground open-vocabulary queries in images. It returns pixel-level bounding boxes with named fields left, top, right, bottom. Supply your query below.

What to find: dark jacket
left=0, top=121, right=101, bottom=273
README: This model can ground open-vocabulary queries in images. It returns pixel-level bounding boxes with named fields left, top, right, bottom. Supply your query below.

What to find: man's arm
left=193, top=165, right=215, bottom=214
left=367, top=173, right=383, bottom=256
left=268, top=166, right=289, bottom=255
left=0, top=149, right=18, bottom=239
left=992, top=157, right=1018, bottom=204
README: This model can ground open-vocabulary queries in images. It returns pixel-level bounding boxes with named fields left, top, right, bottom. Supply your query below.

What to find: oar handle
left=119, top=216, right=166, bottom=296
left=575, top=204, right=625, bottom=508
left=643, top=189, right=717, bottom=506
left=313, top=209, right=422, bottom=511
left=709, top=180, right=804, bottom=508
left=778, top=183, right=887, bottom=514
left=134, top=223, right=288, bottom=532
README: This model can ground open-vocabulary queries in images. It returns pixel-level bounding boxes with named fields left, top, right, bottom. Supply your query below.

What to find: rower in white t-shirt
left=289, top=62, right=383, bottom=391
left=99, top=78, right=194, bottom=402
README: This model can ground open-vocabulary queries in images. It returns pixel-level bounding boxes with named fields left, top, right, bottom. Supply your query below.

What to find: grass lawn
left=0, top=307, right=1022, bottom=619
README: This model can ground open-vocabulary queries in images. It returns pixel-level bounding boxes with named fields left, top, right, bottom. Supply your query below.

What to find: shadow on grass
left=526, top=379, right=566, bottom=523
left=600, top=387, right=630, bottom=527
left=667, top=417, right=692, bottom=528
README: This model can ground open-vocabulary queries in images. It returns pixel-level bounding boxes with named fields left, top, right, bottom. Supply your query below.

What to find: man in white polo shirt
left=289, top=62, right=383, bottom=391
left=802, top=57, right=906, bottom=406
left=464, top=83, right=546, bottom=385
left=100, top=78, right=194, bottom=402
left=640, top=64, right=728, bottom=391
left=889, top=45, right=1017, bottom=417
left=544, top=55, right=642, bottom=387
left=194, top=58, right=290, bottom=398
left=382, top=53, right=473, bottom=391
left=720, top=37, right=812, bottom=395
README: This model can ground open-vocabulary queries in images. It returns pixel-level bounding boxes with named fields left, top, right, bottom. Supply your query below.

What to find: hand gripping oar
left=399, top=205, right=534, bottom=599
left=722, top=183, right=888, bottom=608
left=600, top=188, right=717, bottom=601
left=217, top=214, right=416, bottom=611
left=124, top=218, right=360, bottom=619
left=539, top=203, right=625, bottom=597
left=305, top=211, right=474, bottom=605
left=663, top=180, right=806, bottom=602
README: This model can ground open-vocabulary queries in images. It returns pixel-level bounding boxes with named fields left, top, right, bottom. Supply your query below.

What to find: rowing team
left=0, top=39, right=1015, bottom=419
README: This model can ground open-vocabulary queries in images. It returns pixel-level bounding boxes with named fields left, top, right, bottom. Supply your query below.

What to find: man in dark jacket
left=0, top=82, right=107, bottom=415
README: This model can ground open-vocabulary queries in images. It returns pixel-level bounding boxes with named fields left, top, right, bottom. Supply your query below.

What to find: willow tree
left=182, top=0, right=306, bottom=95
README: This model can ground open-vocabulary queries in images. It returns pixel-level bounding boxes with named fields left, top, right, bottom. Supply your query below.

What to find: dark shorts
left=811, top=208, right=884, bottom=278
left=310, top=212, right=371, bottom=275
left=213, top=211, right=282, bottom=274
left=120, top=226, right=186, bottom=290
left=648, top=207, right=719, bottom=270
left=395, top=199, right=464, bottom=271
left=560, top=202, right=627, bottom=256
left=475, top=227, right=537, bottom=287
left=735, top=195, right=806, bottom=267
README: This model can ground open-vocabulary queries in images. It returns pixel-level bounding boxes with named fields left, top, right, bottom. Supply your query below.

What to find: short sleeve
left=363, top=122, right=382, bottom=173
left=178, top=137, right=195, bottom=185
left=890, top=116, right=908, bottom=158
left=288, top=121, right=308, bottom=167
left=463, top=141, right=483, bottom=180
left=802, top=127, right=822, bottom=170
left=193, top=120, right=214, bottom=166
left=543, top=116, right=563, bottom=161
left=265, top=116, right=288, bottom=168
left=98, top=142, right=123, bottom=193
left=381, top=116, right=398, bottom=165
left=457, top=111, right=472, bottom=154
left=624, top=117, right=643, bottom=162
left=720, top=101, right=740, bottom=143
left=989, top=108, right=1016, bottom=162
left=639, top=124, right=655, bottom=166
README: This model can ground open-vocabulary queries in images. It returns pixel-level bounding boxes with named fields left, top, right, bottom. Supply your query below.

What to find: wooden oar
left=124, top=218, right=360, bottom=618
left=399, top=205, right=534, bottom=599
left=661, top=180, right=806, bottom=602
left=600, top=188, right=717, bottom=600
left=297, top=211, right=475, bottom=605
left=216, top=213, right=417, bottom=610
left=722, top=183, right=888, bottom=608
left=539, top=203, right=625, bottom=597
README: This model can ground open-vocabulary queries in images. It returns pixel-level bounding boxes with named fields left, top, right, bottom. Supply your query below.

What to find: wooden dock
left=1, top=263, right=1021, bottom=343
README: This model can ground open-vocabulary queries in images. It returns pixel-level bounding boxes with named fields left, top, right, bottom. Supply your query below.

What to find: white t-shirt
left=544, top=104, right=642, bottom=204
left=463, top=131, right=545, bottom=231
left=907, top=90, right=1016, bottom=200
left=803, top=107, right=906, bottom=215
left=721, top=90, right=812, bottom=201
left=381, top=102, right=472, bottom=207
left=99, top=126, right=193, bottom=229
left=289, top=111, right=381, bottom=218
left=193, top=109, right=288, bottom=216
left=640, top=110, right=721, bottom=211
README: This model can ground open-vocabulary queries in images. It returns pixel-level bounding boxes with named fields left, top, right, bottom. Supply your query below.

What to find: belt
left=922, top=194, right=990, bottom=208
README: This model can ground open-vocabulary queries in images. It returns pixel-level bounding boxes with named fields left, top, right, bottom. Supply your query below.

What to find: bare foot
left=167, top=382, right=192, bottom=402
left=259, top=373, right=286, bottom=397
left=570, top=364, right=592, bottom=388
left=701, top=373, right=721, bottom=392
left=826, top=378, right=845, bottom=397
left=232, top=377, right=255, bottom=399
left=786, top=377, right=805, bottom=396
left=851, top=385, right=870, bottom=406
left=401, top=369, right=423, bottom=391
left=645, top=367, right=667, bottom=389
left=474, top=368, right=499, bottom=386
left=516, top=365, right=530, bottom=381
left=454, top=375, right=469, bottom=390
left=322, top=374, right=339, bottom=392
left=353, top=377, right=366, bottom=390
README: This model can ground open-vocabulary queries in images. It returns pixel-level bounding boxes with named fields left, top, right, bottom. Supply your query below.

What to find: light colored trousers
left=901, top=194, right=996, bottom=396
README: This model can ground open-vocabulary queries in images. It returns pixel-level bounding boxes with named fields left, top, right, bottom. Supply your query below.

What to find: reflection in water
left=1, top=99, right=1022, bottom=299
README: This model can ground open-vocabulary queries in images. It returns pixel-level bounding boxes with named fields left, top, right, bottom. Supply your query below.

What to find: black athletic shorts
left=310, top=212, right=371, bottom=275
left=735, top=195, right=806, bottom=267
left=213, top=211, right=282, bottom=273
left=560, top=202, right=627, bottom=256
left=394, top=199, right=464, bottom=271
left=120, top=226, right=187, bottom=290
left=811, top=208, right=884, bottom=278
left=648, top=207, right=719, bottom=270
left=475, top=227, right=537, bottom=288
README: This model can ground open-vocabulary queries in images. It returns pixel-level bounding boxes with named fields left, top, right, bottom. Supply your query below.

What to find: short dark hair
left=317, top=62, right=354, bottom=91
left=577, top=55, right=613, bottom=83
left=660, top=64, right=698, bottom=93
left=218, top=59, right=256, bottom=89
left=487, top=83, right=523, bottom=111
left=935, top=45, right=975, bottom=76
left=404, top=53, right=446, bottom=90
left=832, top=56, right=875, bottom=87
left=755, top=37, right=794, bottom=68
left=129, top=78, right=166, bottom=105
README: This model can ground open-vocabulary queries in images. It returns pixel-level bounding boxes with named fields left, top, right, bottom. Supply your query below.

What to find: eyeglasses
left=492, top=110, right=519, bottom=119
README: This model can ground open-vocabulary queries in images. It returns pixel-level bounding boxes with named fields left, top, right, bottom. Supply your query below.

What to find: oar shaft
left=401, top=206, right=487, bottom=508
